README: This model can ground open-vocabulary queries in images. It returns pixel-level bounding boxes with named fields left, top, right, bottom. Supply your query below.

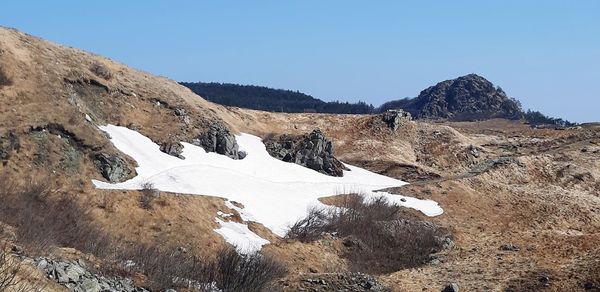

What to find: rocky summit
left=381, top=74, right=523, bottom=121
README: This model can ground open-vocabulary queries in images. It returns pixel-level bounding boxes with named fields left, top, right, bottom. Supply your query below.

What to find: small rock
left=442, top=282, right=459, bottom=292
left=500, top=243, right=520, bottom=251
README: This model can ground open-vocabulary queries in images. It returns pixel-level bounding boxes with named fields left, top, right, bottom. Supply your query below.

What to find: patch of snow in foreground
left=214, top=219, right=270, bottom=254
left=93, top=125, right=443, bottom=252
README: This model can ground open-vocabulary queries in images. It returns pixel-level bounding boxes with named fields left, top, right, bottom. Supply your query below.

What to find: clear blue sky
left=2, top=1, right=599, bottom=122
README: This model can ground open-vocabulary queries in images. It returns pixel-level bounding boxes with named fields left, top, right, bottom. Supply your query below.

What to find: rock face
left=35, top=258, right=148, bottom=292
left=193, top=123, right=245, bottom=159
left=94, top=153, right=132, bottom=183
left=381, top=109, right=412, bottom=131
left=264, top=129, right=348, bottom=177
left=159, top=141, right=184, bottom=159
left=380, top=74, right=523, bottom=121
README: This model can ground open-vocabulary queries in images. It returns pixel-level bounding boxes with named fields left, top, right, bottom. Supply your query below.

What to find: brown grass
left=287, top=194, right=445, bottom=274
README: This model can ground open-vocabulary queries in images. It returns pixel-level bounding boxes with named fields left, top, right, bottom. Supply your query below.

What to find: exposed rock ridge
left=264, top=129, right=348, bottom=176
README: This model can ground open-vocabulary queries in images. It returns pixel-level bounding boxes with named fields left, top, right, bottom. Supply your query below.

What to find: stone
left=193, top=122, right=244, bottom=159
left=90, top=62, right=112, bottom=80
left=160, top=140, right=184, bottom=159
left=500, top=243, right=520, bottom=251
left=382, top=109, right=412, bottom=131
left=442, top=282, right=459, bottom=292
left=81, top=278, right=100, bottom=292
left=94, top=153, right=132, bottom=183
left=264, top=129, right=348, bottom=177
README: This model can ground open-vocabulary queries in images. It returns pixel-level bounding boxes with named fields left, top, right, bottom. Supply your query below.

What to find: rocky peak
left=382, top=74, right=523, bottom=121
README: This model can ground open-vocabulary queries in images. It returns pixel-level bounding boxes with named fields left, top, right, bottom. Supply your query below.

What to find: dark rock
left=381, top=109, right=412, bottom=131
left=160, top=140, right=184, bottom=159
left=381, top=74, right=523, bottom=121
left=442, top=282, right=459, bottom=292
left=264, top=129, right=348, bottom=176
left=193, top=123, right=244, bottom=159
left=500, top=243, right=520, bottom=251
left=94, top=153, right=132, bottom=183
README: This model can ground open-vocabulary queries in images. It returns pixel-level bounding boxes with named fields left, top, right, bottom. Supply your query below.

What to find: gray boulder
left=265, top=129, right=348, bottom=177
left=193, top=123, right=245, bottom=159
left=160, top=140, right=184, bottom=159
left=382, top=109, right=412, bottom=131
left=442, top=282, right=459, bottom=292
left=94, top=153, right=132, bottom=183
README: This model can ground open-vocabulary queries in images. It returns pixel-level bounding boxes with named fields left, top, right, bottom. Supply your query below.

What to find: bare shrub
left=0, top=176, right=286, bottom=290
left=139, top=182, right=158, bottom=210
left=89, top=62, right=112, bottom=80
left=287, top=193, right=445, bottom=274
left=0, top=67, right=11, bottom=88
left=115, top=245, right=286, bottom=291
left=215, top=247, right=287, bottom=292
left=0, top=243, right=45, bottom=292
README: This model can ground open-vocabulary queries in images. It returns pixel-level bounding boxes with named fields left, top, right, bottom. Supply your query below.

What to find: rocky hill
left=380, top=74, right=523, bottom=121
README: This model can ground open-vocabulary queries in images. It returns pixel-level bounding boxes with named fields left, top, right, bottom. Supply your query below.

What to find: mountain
left=379, top=74, right=523, bottom=121
left=180, top=82, right=375, bottom=114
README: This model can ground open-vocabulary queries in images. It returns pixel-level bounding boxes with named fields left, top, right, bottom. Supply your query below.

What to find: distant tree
left=180, top=82, right=375, bottom=114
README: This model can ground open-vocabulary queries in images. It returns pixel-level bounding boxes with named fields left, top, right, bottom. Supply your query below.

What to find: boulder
left=442, top=282, right=459, bottom=292
left=94, top=153, right=132, bottom=183
left=193, top=123, right=245, bottom=159
left=159, top=140, right=184, bottom=159
left=264, top=129, right=348, bottom=177
left=382, top=109, right=412, bottom=131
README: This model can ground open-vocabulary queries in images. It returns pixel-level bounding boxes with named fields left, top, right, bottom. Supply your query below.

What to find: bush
left=0, top=67, right=11, bottom=88
left=287, top=194, right=445, bottom=274
left=139, top=182, right=158, bottom=210
left=0, top=176, right=287, bottom=291
left=114, top=244, right=286, bottom=291
left=0, top=242, right=45, bottom=292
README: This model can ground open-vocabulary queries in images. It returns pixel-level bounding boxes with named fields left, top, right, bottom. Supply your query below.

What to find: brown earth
left=1, top=27, right=599, bottom=291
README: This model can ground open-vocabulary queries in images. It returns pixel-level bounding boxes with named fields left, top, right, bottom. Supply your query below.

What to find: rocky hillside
left=1, top=27, right=599, bottom=292
left=380, top=74, right=523, bottom=121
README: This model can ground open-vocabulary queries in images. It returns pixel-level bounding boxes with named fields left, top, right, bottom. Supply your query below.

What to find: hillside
left=1, top=27, right=600, bottom=291
left=181, top=82, right=375, bottom=114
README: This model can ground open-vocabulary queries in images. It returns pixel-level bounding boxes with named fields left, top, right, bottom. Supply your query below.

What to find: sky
left=1, top=1, right=599, bottom=122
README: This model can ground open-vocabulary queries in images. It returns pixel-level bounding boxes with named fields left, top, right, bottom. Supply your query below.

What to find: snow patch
left=214, top=218, right=270, bottom=254
left=93, top=125, right=443, bottom=251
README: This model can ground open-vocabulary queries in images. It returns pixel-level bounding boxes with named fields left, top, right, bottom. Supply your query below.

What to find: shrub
left=139, top=182, right=158, bottom=210
left=0, top=242, right=45, bottom=292
left=114, top=245, right=286, bottom=291
left=0, top=67, right=11, bottom=88
left=0, top=176, right=286, bottom=291
left=287, top=193, right=445, bottom=274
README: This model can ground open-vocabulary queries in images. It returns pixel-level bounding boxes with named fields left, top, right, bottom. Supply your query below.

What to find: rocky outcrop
left=159, top=141, right=184, bottom=159
left=381, top=109, right=412, bottom=131
left=35, top=258, right=148, bottom=292
left=193, top=123, right=245, bottom=159
left=264, top=129, right=348, bottom=177
left=94, top=153, right=133, bottom=183
left=380, top=74, right=523, bottom=121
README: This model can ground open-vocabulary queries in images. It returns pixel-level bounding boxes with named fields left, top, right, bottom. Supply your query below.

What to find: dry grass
left=287, top=194, right=445, bottom=274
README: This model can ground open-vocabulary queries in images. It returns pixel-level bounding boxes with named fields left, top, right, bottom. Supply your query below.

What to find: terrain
left=1, top=26, right=599, bottom=291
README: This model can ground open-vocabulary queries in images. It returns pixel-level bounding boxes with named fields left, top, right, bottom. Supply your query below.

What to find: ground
left=1, top=27, right=599, bottom=291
